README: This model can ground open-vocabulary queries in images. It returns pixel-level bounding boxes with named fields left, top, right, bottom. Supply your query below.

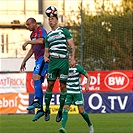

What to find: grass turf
left=0, top=113, right=132, bottom=133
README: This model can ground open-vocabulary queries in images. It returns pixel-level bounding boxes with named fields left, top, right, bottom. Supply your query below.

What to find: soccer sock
left=59, top=91, right=67, bottom=112
left=45, top=90, right=52, bottom=111
left=62, top=108, right=68, bottom=128
left=81, top=111, right=92, bottom=127
left=34, top=80, right=42, bottom=105
left=39, top=89, right=44, bottom=106
left=40, top=76, right=45, bottom=106
left=40, top=76, right=44, bottom=84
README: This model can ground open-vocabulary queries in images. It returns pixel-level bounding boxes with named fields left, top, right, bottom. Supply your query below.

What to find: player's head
left=26, top=18, right=37, bottom=31
left=48, top=16, right=58, bottom=29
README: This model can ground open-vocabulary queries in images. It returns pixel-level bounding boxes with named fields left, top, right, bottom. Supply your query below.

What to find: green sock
left=45, top=90, right=52, bottom=110
left=59, top=91, right=66, bottom=112
left=62, top=108, right=68, bottom=128
left=81, top=111, right=92, bottom=127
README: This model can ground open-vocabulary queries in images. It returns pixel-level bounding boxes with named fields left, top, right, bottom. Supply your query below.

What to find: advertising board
left=0, top=73, right=27, bottom=93
left=26, top=70, right=133, bottom=93
left=0, top=93, right=28, bottom=114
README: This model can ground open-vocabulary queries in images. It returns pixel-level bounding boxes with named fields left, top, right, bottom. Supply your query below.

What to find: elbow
left=38, top=38, right=44, bottom=44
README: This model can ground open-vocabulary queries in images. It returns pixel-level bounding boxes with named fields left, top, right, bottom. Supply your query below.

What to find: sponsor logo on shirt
left=60, top=74, right=68, bottom=79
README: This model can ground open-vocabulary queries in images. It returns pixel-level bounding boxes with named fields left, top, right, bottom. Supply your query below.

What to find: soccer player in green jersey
left=44, top=6, right=76, bottom=122
left=59, top=56, right=94, bottom=133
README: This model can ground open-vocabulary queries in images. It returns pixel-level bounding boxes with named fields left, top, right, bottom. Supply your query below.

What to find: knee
left=79, top=110, right=84, bottom=114
left=33, top=74, right=41, bottom=80
left=47, top=81, right=55, bottom=91
left=63, top=105, right=70, bottom=111
left=60, top=83, right=66, bottom=92
left=78, top=107, right=84, bottom=114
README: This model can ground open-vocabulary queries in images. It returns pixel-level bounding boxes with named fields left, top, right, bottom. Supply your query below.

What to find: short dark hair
left=26, top=18, right=36, bottom=23
left=55, top=16, right=58, bottom=20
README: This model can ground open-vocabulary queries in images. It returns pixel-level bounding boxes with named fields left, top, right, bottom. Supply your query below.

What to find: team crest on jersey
left=69, top=68, right=77, bottom=76
left=73, top=70, right=76, bottom=73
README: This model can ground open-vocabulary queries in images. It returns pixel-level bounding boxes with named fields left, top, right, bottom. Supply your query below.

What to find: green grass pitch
left=0, top=113, right=132, bottom=133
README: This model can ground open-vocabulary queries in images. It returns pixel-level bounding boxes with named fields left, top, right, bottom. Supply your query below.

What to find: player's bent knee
left=47, top=81, right=55, bottom=91
left=33, top=74, right=41, bottom=80
left=60, top=82, right=66, bottom=92
left=63, top=106, right=70, bottom=112
left=78, top=107, right=84, bottom=114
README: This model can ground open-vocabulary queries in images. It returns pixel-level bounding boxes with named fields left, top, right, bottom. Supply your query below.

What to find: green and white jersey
left=45, top=27, right=72, bottom=58
left=66, top=64, right=87, bottom=94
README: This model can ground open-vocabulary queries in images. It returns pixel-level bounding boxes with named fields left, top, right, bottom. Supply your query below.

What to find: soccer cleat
left=32, top=110, right=45, bottom=122
left=59, top=127, right=67, bottom=133
left=45, top=110, right=50, bottom=121
left=27, top=101, right=41, bottom=110
left=89, top=125, right=94, bottom=133
left=56, top=111, right=62, bottom=122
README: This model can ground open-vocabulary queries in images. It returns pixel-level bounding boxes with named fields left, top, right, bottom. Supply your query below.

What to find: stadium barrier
left=0, top=70, right=133, bottom=114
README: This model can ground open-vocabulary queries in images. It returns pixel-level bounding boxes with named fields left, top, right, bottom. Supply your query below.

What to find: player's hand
left=22, top=42, right=28, bottom=50
left=85, top=86, right=89, bottom=92
left=44, top=56, right=50, bottom=62
left=20, top=62, right=26, bottom=72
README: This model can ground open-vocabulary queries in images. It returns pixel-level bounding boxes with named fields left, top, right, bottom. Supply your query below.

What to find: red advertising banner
left=26, top=72, right=60, bottom=93
left=0, top=73, right=27, bottom=93
left=26, top=70, right=133, bottom=93
left=82, top=70, right=133, bottom=92
left=0, top=93, right=29, bottom=114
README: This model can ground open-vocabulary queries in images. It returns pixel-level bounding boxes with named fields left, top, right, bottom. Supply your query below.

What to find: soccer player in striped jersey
left=20, top=18, right=48, bottom=121
left=59, top=56, right=94, bottom=133
left=44, top=7, right=76, bottom=122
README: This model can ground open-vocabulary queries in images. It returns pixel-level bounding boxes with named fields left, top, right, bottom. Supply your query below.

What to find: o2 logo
left=88, top=93, right=128, bottom=113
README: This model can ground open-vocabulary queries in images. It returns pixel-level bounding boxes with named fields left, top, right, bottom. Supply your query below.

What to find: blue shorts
left=33, top=57, right=48, bottom=77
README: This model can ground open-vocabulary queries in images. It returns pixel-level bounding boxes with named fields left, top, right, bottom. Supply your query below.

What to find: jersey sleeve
left=45, top=36, right=49, bottom=48
left=76, top=64, right=87, bottom=75
left=38, top=27, right=47, bottom=39
left=62, top=28, right=73, bottom=40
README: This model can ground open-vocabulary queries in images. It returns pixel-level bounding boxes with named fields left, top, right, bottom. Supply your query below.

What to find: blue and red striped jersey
left=30, top=27, right=47, bottom=60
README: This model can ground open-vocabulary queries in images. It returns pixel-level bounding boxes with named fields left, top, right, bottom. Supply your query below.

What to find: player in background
left=20, top=18, right=48, bottom=121
left=59, top=56, right=94, bottom=133
left=44, top=6, right=76, bottom=122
